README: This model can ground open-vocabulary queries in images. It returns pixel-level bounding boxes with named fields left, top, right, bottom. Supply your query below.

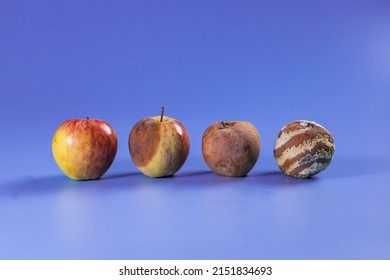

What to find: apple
left=202, top=121, right=261, bottom=177
left=273, top=120, right=335, bottom=178
left=128, top=107, right=190, bottom=178
left=52, top=118, right=118, bottom=180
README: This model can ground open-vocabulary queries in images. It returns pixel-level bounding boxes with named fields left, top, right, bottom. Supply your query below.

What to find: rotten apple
left=202, top=121, right=261, bottom=177
left=52, top=117, right=118, bottom=180
left=128, top=107, right=190, bottom=177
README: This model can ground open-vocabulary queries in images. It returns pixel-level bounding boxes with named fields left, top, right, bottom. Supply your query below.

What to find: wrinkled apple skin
left=202, top=121, right=261, bottom=177
left=129, top=116, right=190, bottom=178
left=52, top=118, right=118, bottom=180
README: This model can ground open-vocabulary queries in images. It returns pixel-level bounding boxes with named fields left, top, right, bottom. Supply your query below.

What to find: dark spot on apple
left=129, top=118, right=161, bottom=168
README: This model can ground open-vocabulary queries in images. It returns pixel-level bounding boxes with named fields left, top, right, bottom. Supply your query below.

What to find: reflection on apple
left=52, top=118, right=118, bottom=180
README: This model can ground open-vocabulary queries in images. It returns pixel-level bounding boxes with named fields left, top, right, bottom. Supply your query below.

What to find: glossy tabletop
left=1, top=0, right=389, bottom=259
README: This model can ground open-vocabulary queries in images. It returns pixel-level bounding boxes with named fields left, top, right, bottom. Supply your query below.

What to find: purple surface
left=1, top=0, right=389, bottom=259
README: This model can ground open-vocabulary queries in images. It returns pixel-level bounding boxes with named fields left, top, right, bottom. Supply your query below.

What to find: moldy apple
left=274, top=120, right=335, bottom=178
left=202, top=121, right=261, bottom=177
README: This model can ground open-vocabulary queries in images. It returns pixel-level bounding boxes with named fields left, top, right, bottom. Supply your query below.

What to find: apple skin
left=52, top=118, right=118, bottom=180
left=202, top=121, right=261, bottom=177
left=129, top=116, right=190, bottom=178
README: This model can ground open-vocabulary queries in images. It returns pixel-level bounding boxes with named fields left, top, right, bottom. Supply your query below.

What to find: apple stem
left=86, top=117, right=90, bottom=120
left=221, top=121, right=226, bottom=128
left=160, top=106, right=165, bottom=122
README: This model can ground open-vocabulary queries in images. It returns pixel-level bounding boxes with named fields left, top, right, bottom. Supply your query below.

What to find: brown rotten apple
left=128, top=107, right=190, bottom=177
left=52, top=118, right=118, bottom=180
left=202, top=121, right=261, bottom=177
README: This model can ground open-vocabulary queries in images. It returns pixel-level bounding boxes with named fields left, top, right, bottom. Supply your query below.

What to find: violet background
left=1, top=0, right=390, bottom=259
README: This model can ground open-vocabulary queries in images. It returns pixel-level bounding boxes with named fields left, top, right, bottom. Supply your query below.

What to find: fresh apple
left=128, top=107, right=190, bottom=177
left=52, top=118, right=118, bottom=180
left=202, top=121, right=261, bottom=177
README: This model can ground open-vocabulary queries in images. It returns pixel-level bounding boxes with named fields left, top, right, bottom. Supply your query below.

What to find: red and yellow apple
left=202, top=121, right=261, bottom=177
left=52, top=118, right=118, bottom=180
left=128, top=108, right=190, bottom=177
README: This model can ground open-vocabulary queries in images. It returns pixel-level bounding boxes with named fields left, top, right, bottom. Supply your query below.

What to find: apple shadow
left=246, top=154, right=390, bottom=185
left=102, top=172, right=140, bottom=180
left=0, top=175, right=74, bottom=199
left=0, top=171, right=143, bottom=199
left=130, top=170, right=244, bottom=188
left=173, top=170, right=273, bottom=188
left=322, top=155, right=390, bottom=179
left=8, top=154, right=382, bottom=198
left=177, top=170, right=213, bottom=177
left=139, top=168, right=307, bottom=189
left=246, top=170, right=318, bottom=187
